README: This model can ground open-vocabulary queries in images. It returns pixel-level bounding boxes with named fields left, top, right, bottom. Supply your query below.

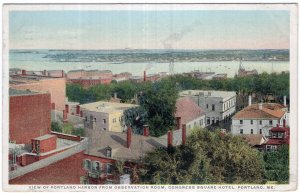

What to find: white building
left=231, top=102, right=288, bottom=137
left=80, top=101, right=139, bottom=133
left=179, top=90, right=236, bottom=125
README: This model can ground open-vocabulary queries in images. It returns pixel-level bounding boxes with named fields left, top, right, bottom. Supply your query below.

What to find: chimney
left=51, top=103, right=55, bottom=110
left=176, top=117, right=181, bottom=130
left=248, top=95, right=252, bottom=106
left=61, top=70, right=64, bottom=78
left=114, top=92, right=117, bottom=99
left=63, top=110, right=68, bottom=122
left=167, top=130, right=173, bottom=148
left=283, top=96, right=287, bottom=107
left=127, top=127, right=132, bottom=148
left=80, top=110, right=83, bottom=117
left=43, top=70, right=47, bottom=76
left=182, top=125, right=186, bottom=145
left=65, top=104, right=69, bottom=114
left=283, top=119, right=286, bottom=127
left=76, top=105, right=80, bottom=115
left=144, top=71, right=146, bottom=82
left=258, top=103, right=263, bottom=110
left=143, top=126, right=149, bottom=137
left=21, top=70, right=26, bottom=75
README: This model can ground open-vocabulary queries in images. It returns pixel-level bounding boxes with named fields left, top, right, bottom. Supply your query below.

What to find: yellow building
left=80, top=101, right=139, bottom=133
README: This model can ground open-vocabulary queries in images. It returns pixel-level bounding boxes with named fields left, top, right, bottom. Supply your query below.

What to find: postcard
left=2, top=2, right=298, bottom=192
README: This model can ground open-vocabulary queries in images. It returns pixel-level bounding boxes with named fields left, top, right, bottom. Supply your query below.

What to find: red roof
left=175, top=97, right=205, bottom=124
left=233, top=103, right=286, bottom=119
left=266, top=138, right=289, bottom=145
left=271, top=127, right=289, bottom=132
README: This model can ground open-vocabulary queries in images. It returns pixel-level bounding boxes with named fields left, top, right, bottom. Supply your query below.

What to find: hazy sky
left=9, top=10, right=290, bottom=50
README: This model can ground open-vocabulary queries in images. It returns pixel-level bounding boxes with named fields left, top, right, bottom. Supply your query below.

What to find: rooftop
left=9, top=89, right=45, bottom=96
left=179, top=90, right=236, bottom=101
left=80, top=101, right=138, bottom=114
left=242, top=134, right=267, bottom=146
left=10, top=74, right=63, bottom=85
left=232, top=103, right=286, bottom=120
left=175, top=97, right=205, bottom=124
left=85, top=129, right=167, bottom=161
left=33, top=134, right=55, bottom=141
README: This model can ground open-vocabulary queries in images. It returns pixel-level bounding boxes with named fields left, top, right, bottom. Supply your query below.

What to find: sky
left=9, top=10, right=290, bottom=50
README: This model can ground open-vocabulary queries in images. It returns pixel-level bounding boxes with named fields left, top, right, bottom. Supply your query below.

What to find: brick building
left=69, top=77, right=112, bottom=88
left=10, top=70, right=66, bottom=111
left=9, top=89, right=51, bottom=145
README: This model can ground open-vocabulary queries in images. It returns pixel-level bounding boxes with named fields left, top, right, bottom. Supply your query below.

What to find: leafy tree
left=263, top=145, right=289, bottom=183
left=141, top=128, right=266, bottom=184
left=51, top=121, right=62, bottom=132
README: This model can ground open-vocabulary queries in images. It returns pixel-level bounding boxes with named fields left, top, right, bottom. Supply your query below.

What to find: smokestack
left=283, top=119, right=286, bottom=127
left=65, top=104, right=69, bottom=114
left=144, top=71, right=146, bottom=82
left=76, top=105, right=80, bottom=115
left=143, top=126, right=149, bottom=137
left=61, top=70, right=64, bottom=78
left=283, top=96, right=287, bottom=107
left=21, top=70, right=26, bottom=75
left=167, top=130, right=173, bottom=148
left=51, top=103, right=55, bottom=110
left=127, top=127, right=132, bottom=148
left=114, top=92, right=117, bottom=99
left=258, top=103, right=263, bottom=110
left=63, top=110, right=68, bottom=122
left=182, top=124, right=186, bottom=145
left=176, top=117, right=181, bottom=130
left=248, top=95, right=252, bottom=106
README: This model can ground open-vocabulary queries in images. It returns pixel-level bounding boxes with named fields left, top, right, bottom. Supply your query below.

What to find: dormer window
left=106, top=146, right=112, bottom=158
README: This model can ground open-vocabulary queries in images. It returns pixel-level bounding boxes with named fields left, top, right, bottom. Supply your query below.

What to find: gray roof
left=85, top=129, right=167, bottom=162
left=9, top=89, right=44, bottom=96
left=179, top=90, right=236, bottom=101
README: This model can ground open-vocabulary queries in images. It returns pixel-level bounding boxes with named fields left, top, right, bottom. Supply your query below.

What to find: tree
left=141, top=128, right=266, bottom=184
left=51, top=121, right=62, bottom=133
left=263, top=145, right=289, bottom=183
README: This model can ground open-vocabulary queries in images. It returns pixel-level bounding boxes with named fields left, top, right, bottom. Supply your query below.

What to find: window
left=251, top=129, right=253, bottom=134
left=92, top=161, right=101, bottom=173
left=269, top=120, right=273, bottom=125
left=206, top=104, right=209, bottom=109
left=106, top=164, right=112, bottom=174
left=83, top=159, right=92, bottom=171
left=240, top=120, right=243, bottom=124
left=259, top=120, right=262, bottom=125
left=250, top=120, right=253, bottom=125
left=80, top=176, right=89, bottom=184
left=259, top=129, right=262, bottom=134
left=103, top=119, right=106, bottom=124
left=188, top=125, right=191, bottom=129
left=223, top=104, right=225, bottom=110
left=240, top=129, right=243, bottom=134
left=194, top=122, right=196, bottom=126
left=124, top=167, right=131, bottom=174
left=103, top=128, right=106, bottom=131
left=94, top=118, right=96, bottom=122
left=212, top=117, right=215, bottom=124
left=106, top=147, right=112, bottom=157
left=212, top=104, right=215, bottom=111
left=85, top=117, right=88, bottom=122
left=207, top=117, right=210, bottom=125
left=200, top=119, right=203, bottom=126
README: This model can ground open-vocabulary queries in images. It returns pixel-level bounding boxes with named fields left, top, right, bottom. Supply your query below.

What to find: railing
left=9, top=138, right=88, bottom=180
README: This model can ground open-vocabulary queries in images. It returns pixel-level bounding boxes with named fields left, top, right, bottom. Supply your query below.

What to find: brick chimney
left=143, top=126, right=149, bottom=137
left=61, top=70, right=64, bottom=78
left=65, top=104, right=69, bottom=114
left=167, top=130, right=173, bottom=148
left=51, top=103, right=55, bottom=110
left=182, top=124, right=186, bottom=145
left=144, top=71, right=146, bottom=82
left=283, top=119, right=286, bottom=127
left=127, top=127, right=132, bottom=148
left=63, top=110, right=68, bottom=122
left=176, top=117, right=182, bottom=130
left=21, top=69, right=26, bottom=75
left=76, top=105, right=80, bottom=115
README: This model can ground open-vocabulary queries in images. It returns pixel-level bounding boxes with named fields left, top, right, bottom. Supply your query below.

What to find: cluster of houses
left=8, top=69, right=290, bottom=185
